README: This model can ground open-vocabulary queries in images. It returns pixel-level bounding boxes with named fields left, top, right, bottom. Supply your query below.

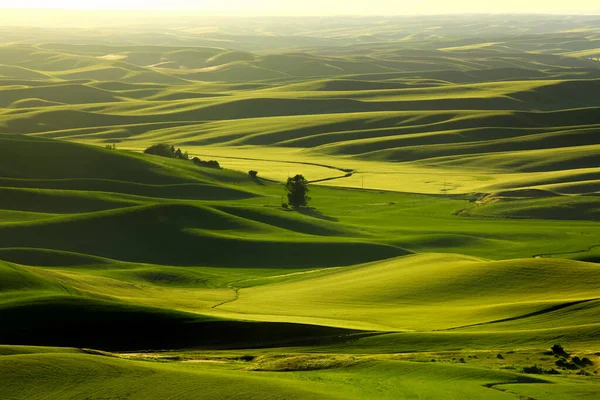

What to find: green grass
left=213, top=254, right=600, bottom=331
left=1, top=17, right=600, bottom=398
left=2, top=351, right=599, bottom=400
left=463, top=193, right=600, bottom=221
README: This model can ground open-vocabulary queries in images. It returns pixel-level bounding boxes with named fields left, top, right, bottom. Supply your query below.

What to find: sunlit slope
left=2, top=19, right=600, bottom=400
left=0, top=134, right=259, bottom=200
left=0, top=248, right=114, bottom=267
left=2, top=352, right=571, bottom=400
left=3, top=81, right=600, bottom=133
left=0, top=136, right=409, bottom=267
left=215, top=254, right=600, bottom=331
left=460, top=190, right=600, bottom=221
left=7, top=104, right=597, bottom=195
left=4, top=39, right=598, bottom=83
left=0, top=41, right=598, bottom=199
left=0, top=258, right=363, bottom=350
left=0, top=260, right=62, bottom=295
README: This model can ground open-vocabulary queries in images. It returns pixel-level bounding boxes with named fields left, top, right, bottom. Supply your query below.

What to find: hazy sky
left=1, top=0, right=599, bottom=15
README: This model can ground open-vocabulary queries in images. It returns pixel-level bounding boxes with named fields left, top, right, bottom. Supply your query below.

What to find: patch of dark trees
left=144, top=143, right=220, bottom=169
left=523, top=344, right=595, bottom=376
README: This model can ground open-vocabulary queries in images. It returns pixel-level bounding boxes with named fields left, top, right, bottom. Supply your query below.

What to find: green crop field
left=0, top=11, right=599, bottom=400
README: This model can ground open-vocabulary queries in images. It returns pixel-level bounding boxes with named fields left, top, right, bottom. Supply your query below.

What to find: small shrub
left=581, top=357, right=594, bottom=366
left=248, top=170, right=258, bottom=178
left=556, top=358, right=580, bottom=370
left=459, top=358, right=466, bottom=363
left=497, top=353, right=504, bottom=360
left=161, top=356, right=182, bottom=361
left=551, top=344, right=569, bottom=357
left=522, top=365, right=544, bottom=374
left=104, top=144, right=116, bottom=150
left=282, top=203, right=289, bottom=209
left=569, top=356, right=593, bottom=368
left=192, top=157, right=221, bottom=169
left=556, top=358, right=568, bottom=368
left=577, top=370, right=592, bottom=376
left=523, top=365, right=560, bottom=375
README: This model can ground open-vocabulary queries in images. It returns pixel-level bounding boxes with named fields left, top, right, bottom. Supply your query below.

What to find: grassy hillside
left=9, top=352, right=593, bottom=400
left=1, top=15, right=600, bottom=399
left=216, top=254, right=600, bottom=331
left=0, top=28, right=597, bottom=202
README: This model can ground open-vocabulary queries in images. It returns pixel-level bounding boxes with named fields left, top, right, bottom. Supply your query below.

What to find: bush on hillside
left=555, top=358, right=572, bottom=369
left=249, top=170, right=258, bottom=178
left=143, top=144, right=221, bottom=169
left=581, top=357, right=594, bottom=366
left=174, top=147, right=189, bottom=160
left=192, top=157, right=221, bottom=169
left=522, top=365, right=559, bottom=375
left=551, top=344, right=569, bottom=358
left=572, top=356, right=594, bottom=367
left=144, top=143, right=188, bottom=160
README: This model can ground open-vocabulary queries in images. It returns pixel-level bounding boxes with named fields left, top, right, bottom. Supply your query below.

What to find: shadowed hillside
left=2, top=14, right=600, bottom=400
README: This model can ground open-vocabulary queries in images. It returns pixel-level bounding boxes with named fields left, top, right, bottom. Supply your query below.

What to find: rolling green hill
left=1, top=14, right=600, bottom=400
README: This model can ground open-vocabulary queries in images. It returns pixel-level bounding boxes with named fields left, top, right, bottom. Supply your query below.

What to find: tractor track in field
left=211, top=286, right=240, bottom=309
left=533, top=243, right=600, bottom=259
left=191, top=153, right=354, bottom=174
left=210, top=268, right=341, bottom=310
left=442, top=297, right=600, bottom=331
left=483, top=380, right=546, bottom=400
left=191, top=153, right=356, bottom=184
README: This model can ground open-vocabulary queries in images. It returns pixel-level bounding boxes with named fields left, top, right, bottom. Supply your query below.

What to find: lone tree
left=285, top=174, right=310, bottom=208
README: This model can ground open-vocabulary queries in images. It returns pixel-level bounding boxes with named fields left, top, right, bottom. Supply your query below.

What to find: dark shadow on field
left=0, top=297, right=375, bottom=351
left=0, top=203, right=406, bottom=267
left=250, top=176, right=267, bottom=186
left=297, top=207, right=338, bottom=222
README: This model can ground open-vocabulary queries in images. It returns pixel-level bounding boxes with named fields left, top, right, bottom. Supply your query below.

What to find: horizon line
left=1, top=8, right=599, bottom=17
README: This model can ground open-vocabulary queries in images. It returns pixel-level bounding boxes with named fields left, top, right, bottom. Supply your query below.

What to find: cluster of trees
left=144, top=144, right=221, bottom=169
left=192, top=157, right=220, bottom=169
left=144, top=144, right=189, bottom=160
left=144, top=145, right=311, bottom=207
